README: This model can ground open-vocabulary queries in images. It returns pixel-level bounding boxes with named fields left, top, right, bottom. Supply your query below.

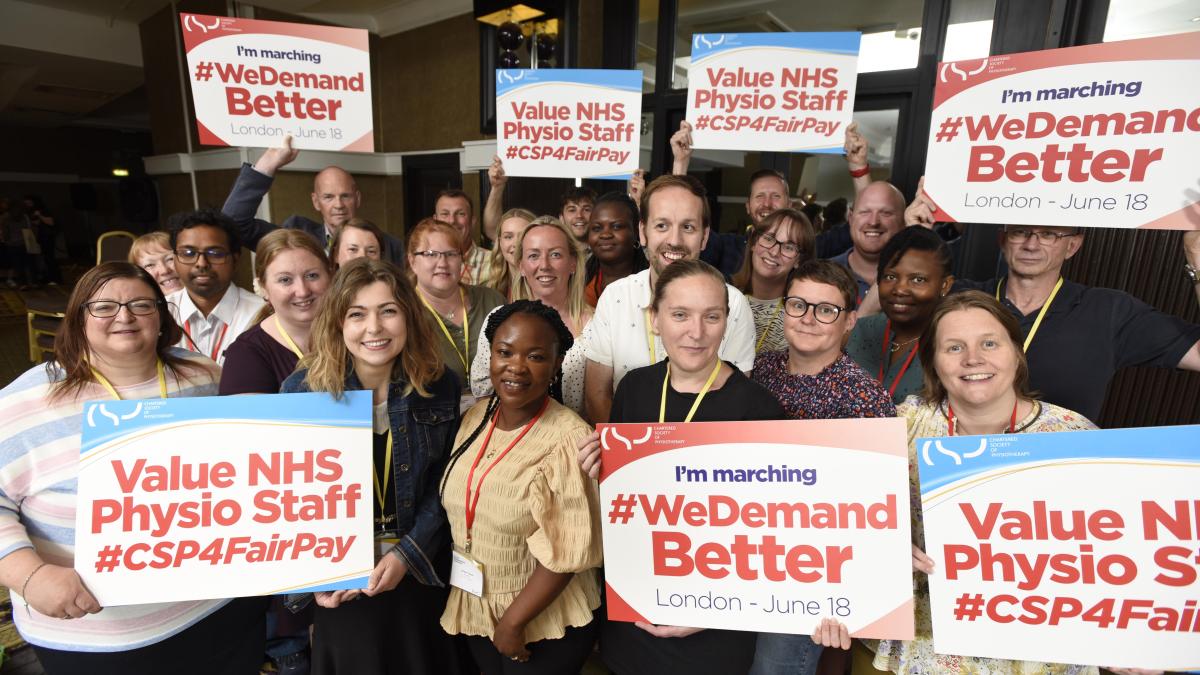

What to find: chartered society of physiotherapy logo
left=939, top=57, right=989, bottom=83
left=183, top=15, right=221, bottom=33
left=86, top=402, right=143, bottom=429
left=601, top=426, right=652, bottom=451
left=693, top=34, right=726, bottom=51
left=921, top=437, right=988, bottom=466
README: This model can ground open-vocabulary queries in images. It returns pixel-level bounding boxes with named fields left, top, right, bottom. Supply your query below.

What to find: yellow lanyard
left=274, top=315, right=304, bottom=358
left=90, top=359, right=167, bottom=400
left=997, top=276, right=1063, bottom=353
left=754, top=300, right=783, bottom=354
left=644, top=309, right=657, bottom=362
left=373, top=429, right=393, bottom=515
left=659, top=360, right=722, bottom=423
left=420, top=287, right=470, bottom=370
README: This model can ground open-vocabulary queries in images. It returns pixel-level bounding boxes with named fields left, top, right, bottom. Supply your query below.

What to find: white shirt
left=166, top=284, right=265, bottom=366
left=470, top=305, right=591, bottom=414
left=582, top=269, right=755, bottom=390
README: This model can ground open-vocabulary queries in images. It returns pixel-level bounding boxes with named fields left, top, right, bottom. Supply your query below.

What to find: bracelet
left=848, top=165, right=871, bottom=178
left=20, top=562, right=48, bottom=617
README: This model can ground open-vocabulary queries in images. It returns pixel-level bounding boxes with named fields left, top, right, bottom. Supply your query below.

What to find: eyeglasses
left=758, top=232, right=801, bottom=259
left=783, top=296, right=845, bottom=324
left=83, top=298, right=162, bottom=318
left=1004, top=228, right=1078, bottom=245
left=175, top=246, right=232, bottom=264
left=413, top=250, right=463, bottom=261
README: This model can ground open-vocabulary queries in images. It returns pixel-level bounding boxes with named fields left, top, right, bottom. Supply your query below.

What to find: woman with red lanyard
left=440, top=299, right=602, bottom=674
left=583, top=192, right=647, bottom=307
left=845, top=227, right=953, bottom=404
left=578, top=260, right=784, bottom=675
left=857, top=291, right=1110, bottom=675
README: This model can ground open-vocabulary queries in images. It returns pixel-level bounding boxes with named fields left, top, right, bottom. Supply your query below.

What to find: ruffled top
left=440, top=398, right=602, bottom=641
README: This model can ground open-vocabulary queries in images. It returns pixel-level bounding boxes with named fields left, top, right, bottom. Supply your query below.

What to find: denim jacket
left=280, top=365, right=461, bottom=590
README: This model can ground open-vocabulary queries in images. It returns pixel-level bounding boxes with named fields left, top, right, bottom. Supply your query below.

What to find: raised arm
left=1179, top=230, right=1200, bottom=370
left=222, top=136, right=300, bottom=251
left=844, top=122, right=870, bottom=197
left=670, top=120, right=693, bottom=176
left=482, top=155, right=507, bottom=242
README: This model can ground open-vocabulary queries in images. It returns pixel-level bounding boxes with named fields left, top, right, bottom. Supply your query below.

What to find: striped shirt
left=0, top=349, right=229, bottom=652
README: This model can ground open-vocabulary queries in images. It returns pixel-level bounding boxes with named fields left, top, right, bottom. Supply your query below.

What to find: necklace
left=889, top=335, right=919, bottom=353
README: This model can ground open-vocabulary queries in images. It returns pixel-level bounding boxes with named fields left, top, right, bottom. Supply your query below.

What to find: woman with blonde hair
left=471, top=216, right=592, bottom=413
left=731, top=208, right=816, bottom=355
left=128, top=231, right=181, bottom=295
left=485, top=208, right=535, bottom=300
left=219, top=228, right=333, bottom=395
left=408, top=218, right=505, bottom=400
left=281, top=257, right=470, bottom=674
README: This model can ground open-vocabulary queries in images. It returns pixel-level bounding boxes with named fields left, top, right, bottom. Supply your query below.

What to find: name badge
left=459, top=393, right=478, bottom=415
left=376, top=536, right=400, bottom=559
left=450, top=549, right=484, bottom=597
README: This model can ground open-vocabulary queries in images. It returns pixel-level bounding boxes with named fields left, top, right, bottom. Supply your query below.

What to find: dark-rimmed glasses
left=175, top=246, right=232, bottom=265
left=783, top=296, right=844, bottom=324
left=758, top=232, right=801, bottom=259
left=1004, top=228, right=1079, bottom=245
left=83, top=299, right=162, bottom=318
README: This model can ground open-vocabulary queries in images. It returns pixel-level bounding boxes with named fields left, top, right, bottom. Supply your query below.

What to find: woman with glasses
left=471, top=217, right=592, bottom=414
left=408, top=218, right=505, bottom=404
left=731, top=209, right=817, bottom=355
left=129, top=232, right=182, bottom=295
left=578, top=259, right=784, bottom=675
left=485, top=208, right=535, bottom=300
left=845, top=227, right=955, bottom=404
left=0, top=262, right=266, bottom=674
left=280, top=257, right=471, bottom=675
left=747, top=260, right=894, bottom=675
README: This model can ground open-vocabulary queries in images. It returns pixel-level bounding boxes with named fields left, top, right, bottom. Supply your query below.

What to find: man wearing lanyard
left=434, top=190, right=492, bottom=287
left=958, top=225, right=1200, bottom=423
left=221, top=135, right=407, bottom=266
left=165, top=209, right=264, bottom=366
left=582, top=174, right=756, bottom=424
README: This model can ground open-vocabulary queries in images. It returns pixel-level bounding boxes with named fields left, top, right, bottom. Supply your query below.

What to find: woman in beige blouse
left=440, top=299, right=602, bottom=674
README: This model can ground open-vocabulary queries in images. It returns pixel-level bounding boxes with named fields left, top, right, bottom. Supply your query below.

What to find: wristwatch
left=1186, top=262, right=1200, bottom=284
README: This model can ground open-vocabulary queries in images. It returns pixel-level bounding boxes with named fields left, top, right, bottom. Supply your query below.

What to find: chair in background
left=96, top=231, right=136, bottom=265
left=24, top=291, right=66, bottom=363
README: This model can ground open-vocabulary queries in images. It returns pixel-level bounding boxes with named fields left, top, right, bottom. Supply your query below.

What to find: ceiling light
left=112, top=168, right=129, bottom=177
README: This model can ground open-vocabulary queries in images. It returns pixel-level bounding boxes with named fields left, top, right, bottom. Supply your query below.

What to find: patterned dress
left=869, top=395, right=1099, bottom=675
left=748, top=296, right=788, bottom=355
left=751, top=350, right=895, bottom=419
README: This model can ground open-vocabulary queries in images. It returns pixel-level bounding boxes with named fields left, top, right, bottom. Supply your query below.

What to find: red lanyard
left=947, top=400, right=1018, bottom=436
left=877, top=320, right=919, bottom=398
left=463, top=397, right=550, bottom=549
left=182, top=322, right=229, bottom=362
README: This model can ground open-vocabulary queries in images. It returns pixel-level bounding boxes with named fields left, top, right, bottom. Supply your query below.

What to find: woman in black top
left=580, top=259, right=784, bottom=675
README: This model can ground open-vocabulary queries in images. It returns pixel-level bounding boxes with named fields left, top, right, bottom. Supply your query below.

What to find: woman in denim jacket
left=281, top=258, right=470, bottom=674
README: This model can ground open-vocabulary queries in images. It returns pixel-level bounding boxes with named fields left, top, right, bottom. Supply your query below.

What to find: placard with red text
left=74, top=392, right=374, bottom=606
left=924, top=33, right=1200, bottom=229
left=685, top=33, right=860, bottom=153
left=918, top=425, right=1200, bottom=670
left=179, top=13, right=373, bottom=151
left=598, top=418, right=913, bottom=637
left=496, top=69, right=641, bottom=179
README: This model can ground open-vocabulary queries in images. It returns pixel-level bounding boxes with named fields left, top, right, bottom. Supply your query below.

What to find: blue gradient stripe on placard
left=690, top=32, right=862, bottom=61
left=495, top=69, right=641, bottom=97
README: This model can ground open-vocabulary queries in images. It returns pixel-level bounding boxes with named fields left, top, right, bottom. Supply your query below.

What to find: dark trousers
left=32, top=596, right=267, bottom=675
left=37, top=230, right=60, bottom=283
left=464, top=619, right=598, bottom=675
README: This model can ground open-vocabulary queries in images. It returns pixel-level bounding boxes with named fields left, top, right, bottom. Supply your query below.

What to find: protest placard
left=924, top=32, right=1200, bottom=229
left=685, top=33, right=860, bottom=153
left=495, top=69, right=641, bottom=179
left=598, top=418, right=913, bottom=638
left=74, top=392, right=375, bottom=606
left=179, top=13, right=373, bottom=152
left=918, top=425, right=1200, bottom=670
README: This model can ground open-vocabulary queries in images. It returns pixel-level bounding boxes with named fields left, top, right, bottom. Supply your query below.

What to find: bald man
left=828, top=181, right=907, bottom=302
left=222, top=136, right=405, bottom=265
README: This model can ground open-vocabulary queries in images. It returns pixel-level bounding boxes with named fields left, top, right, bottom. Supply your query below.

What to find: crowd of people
left=0, top=120, right=1197, bottom=675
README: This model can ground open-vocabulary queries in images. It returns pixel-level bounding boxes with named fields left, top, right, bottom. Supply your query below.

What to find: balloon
left=497, top=21, right=525, bottom=51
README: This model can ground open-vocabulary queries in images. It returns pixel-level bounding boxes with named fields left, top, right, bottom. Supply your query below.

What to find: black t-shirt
left=601, top=359, right=783, bottom=675
left=956, top=278, right=1200, bottom=423
left=609, top=359, right=786, bottom=425
left=218, top=323, right=299, bottom=395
